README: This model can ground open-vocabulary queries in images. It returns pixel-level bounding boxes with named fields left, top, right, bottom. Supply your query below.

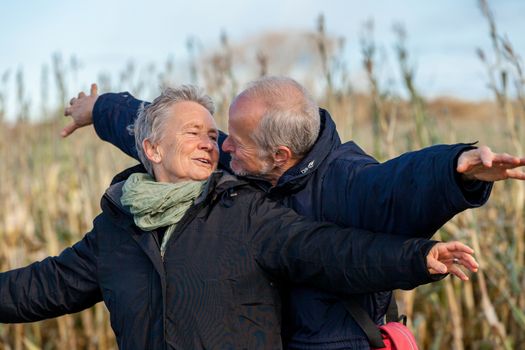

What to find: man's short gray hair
left=132, top=85, right=215, bottom=176
left=242, top=76, right=320, bottom=158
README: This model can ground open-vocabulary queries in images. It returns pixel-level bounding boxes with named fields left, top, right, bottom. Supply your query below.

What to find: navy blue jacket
left=92, top=92, right=492, bottom=349
left=0, top=170, right=443, bottom=349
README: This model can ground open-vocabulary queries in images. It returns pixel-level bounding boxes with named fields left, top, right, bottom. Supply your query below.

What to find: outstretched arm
left=0, top=231, right=101, bottom=323
left=249, top=195, right=477, bottom=295
left=321, top=143, right=497, bottom=238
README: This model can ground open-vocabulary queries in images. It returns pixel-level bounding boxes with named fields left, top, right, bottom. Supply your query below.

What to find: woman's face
left=151, top=101, right=219, bottom=183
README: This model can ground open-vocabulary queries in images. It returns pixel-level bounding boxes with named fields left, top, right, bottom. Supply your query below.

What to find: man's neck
left=269, top=158, right=301, bottom=186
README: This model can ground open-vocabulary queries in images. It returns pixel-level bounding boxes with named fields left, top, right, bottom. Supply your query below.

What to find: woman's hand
left=426, top=241, right=479, bottom=281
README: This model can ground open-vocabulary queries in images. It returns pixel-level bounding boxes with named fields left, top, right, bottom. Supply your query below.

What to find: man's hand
left=457, top=145, right=525, bottom=182
left=426, top=241, right=479, bottom=281
left=62, top=83, right=99, bottom=137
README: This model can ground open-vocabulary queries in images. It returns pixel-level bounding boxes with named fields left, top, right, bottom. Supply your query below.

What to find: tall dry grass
left=1, top=1, right=524, bottom=349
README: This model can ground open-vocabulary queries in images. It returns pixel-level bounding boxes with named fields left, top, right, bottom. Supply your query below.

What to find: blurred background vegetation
left=1, top=0, right=524, bottom=349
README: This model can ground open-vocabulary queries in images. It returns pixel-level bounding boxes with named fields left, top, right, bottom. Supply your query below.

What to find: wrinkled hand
left=457, top=145, right=525, bottom=182
left=62, top=83, right=99, bottom=137
left=426, top=241, right=479, bottom=281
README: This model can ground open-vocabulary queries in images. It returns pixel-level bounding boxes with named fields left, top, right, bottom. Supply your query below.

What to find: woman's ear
left=143, top=139, right=162, bottom=164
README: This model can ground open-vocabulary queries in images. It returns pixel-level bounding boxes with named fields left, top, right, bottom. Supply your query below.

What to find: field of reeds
left=1, top=1, right=524, bottom=349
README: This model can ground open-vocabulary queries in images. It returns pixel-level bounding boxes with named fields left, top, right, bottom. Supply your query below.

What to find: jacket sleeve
left=248, top=194, right=443, bottom=295
left=0, top=230, right=102, bottom=323
left=321, top=143, right=493, bottom=238
left=92, top=92, right=233, bottom=171
left=92, top=92, right=147, bottom=160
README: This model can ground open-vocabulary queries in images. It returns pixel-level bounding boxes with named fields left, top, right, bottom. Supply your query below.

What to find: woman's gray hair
left=130, top=85, right=215, bottom=176
left=242, top=76, right=320, bottom=158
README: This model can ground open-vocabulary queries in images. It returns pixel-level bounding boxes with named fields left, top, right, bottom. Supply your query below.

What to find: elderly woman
left=0, top=86, right=478, bottom=349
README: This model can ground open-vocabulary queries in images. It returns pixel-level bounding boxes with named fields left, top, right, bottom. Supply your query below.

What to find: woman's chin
left=190, top=171, right=213, bottom=181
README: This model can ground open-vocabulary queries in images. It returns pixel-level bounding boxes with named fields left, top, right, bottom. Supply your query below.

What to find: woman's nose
left=199, top=135, right=216, bottom=150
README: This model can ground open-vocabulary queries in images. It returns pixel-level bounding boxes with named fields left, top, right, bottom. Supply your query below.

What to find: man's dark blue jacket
left=92, top=92, right=492, bottom=349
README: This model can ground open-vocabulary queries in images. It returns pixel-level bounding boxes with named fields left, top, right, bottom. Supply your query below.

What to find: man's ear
left=273, top=146, right=293, bottom=166
left=143, top=139, right=162, bottom=164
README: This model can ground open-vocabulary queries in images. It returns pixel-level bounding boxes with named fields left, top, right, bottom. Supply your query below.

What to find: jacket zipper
left=169, top=201, right=207, bottom=250
left=160, top=200, right=207, bottom=349
left=104, top=185, right=212, bottom=349
left=103, top=192, right=170, bottom=348
left=152, top=229, right=162, bottom=253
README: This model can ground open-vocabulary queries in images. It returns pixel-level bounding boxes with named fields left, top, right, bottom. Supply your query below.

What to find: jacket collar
left=102, top=167, right=248, bottom=215
left=100, top=167, right=252, bottom=278
left=195, top=171, right=250, bottom=205
left=103, top=164, right=147, bottom=217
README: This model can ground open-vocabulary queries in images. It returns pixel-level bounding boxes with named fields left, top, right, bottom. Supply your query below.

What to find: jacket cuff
left=391, top=238, right=444, bottom=290
left=93, top=92, right=116, bottom=142
left=93, top=91, right=141, bottom=141
left=447, top=143, right=493, bottom=209
left=419, top=239, right=448, bottom=282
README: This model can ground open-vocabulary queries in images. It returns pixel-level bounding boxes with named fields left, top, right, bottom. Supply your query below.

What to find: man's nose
left=222, top=137, right=233, bottom=153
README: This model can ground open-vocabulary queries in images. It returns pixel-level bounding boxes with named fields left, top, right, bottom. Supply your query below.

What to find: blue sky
left=1, top=0, right=524, bottom=120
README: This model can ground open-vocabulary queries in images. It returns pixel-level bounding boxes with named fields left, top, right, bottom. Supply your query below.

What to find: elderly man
left=64, top=77, right=525, bottom=349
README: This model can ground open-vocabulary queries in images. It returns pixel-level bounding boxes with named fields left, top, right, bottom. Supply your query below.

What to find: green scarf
left=120, top=173, right=206, bottom=257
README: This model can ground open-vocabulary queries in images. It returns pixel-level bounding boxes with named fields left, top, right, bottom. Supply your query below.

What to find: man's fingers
left=78, top=91, right=86, bottom=99
left=479, top=146, right=494, bottom=167
left=506, top=168, right=525, bottom=180
left=64, top=107, right=71, bottom=116
left=492, top=153, right=521, bottom=166
left=457, top=146, right=525, bottom=181
left=456, top=160, right=469, bottom=173
left=60, top=123, right=78, bottom=138
left=457, top=149, right=482, bottom=173
left=90, top=83, right=98, bottom=96
left=458, top=147, right=524, bottom=172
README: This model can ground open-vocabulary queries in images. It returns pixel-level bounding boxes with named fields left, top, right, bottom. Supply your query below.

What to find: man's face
left=221, top=95, right=273, bottom=177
